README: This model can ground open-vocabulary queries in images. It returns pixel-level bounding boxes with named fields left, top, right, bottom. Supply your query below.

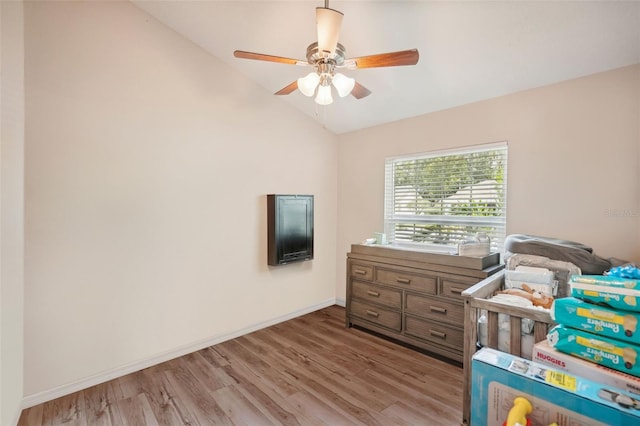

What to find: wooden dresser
left=346, top=244, right=503, bottom=363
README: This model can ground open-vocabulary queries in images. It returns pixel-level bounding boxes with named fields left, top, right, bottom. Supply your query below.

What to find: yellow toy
left=504, top=396, right=532, bottom=426
left=503, top=396, right=559, bottom=426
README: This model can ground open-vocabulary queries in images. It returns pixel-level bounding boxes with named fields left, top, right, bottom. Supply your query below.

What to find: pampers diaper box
left=570, top=275, right=640, bottom=312
left=552, top=297, right=640, bottom=344
left=471, top=347, right=640, bottom=426
left=547, top=324, right=640, bottom=377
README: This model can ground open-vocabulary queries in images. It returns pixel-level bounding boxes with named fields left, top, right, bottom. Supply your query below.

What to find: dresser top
left=349, top=244, right=502, bottom=274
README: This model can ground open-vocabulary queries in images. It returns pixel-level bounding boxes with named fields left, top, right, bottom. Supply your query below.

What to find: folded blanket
left=505, top=234, right=611, bottom=274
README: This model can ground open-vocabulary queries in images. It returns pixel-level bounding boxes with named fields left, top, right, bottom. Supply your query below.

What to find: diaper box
left=471, top=347, right=640, bottom=426
left=547, top=324, right=640, bottom=377
left=533, top=339, right=640, bottom=396
left=570, top=275, right=640, bottom=313
left=552, top=297, right=640, bottom=344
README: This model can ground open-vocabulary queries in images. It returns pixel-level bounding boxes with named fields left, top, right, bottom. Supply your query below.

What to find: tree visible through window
left=384, top=143, right=507, bottom=252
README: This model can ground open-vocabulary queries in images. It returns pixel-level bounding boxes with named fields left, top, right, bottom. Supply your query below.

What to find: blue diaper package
left=547, top=324, right=640, bottom=377
left=607, top=265, right=640, bottom=280
left=552, top=297, right=640, bottom=344
left=570, top=275, right=640, bottom=313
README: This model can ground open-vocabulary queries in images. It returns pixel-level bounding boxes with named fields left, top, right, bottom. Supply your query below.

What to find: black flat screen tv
left=267, top=194, right=314, bottom=266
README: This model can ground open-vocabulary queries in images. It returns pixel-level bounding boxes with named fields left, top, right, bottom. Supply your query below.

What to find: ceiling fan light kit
left=297, top=60, right=355, bottom=105
left=233, top=0, right=419, bottom=106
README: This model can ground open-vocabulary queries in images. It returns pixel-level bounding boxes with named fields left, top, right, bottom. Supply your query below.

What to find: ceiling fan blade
left=316, top=7, right=343, bottom=57
left=275, top=81, right=298, bottom=95
left=345, top=49, right=419, bottom=69
left=233, top=50, right=306, bottom=66
left=351, top=82, right=372, bottom=100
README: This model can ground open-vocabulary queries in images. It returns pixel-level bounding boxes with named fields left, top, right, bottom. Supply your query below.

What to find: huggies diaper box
left=547, top=324, right=640, bottom=377
left=533, top=339, right=640, bottom=396
left=570, top=275, right=640, bottom=312
left=471, top=347, right=640, bottom=426
left=552, top=297, right=640, bottom=344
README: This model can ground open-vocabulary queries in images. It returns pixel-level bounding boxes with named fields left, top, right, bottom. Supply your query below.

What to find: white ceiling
left=132, top=0, right=640, bottom=134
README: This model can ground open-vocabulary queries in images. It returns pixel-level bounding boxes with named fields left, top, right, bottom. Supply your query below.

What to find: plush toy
left=497, top=283, right=554, bottom=309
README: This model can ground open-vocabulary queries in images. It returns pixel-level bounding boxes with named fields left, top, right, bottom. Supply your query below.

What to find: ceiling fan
left=233, top=1, right=419, bottom=106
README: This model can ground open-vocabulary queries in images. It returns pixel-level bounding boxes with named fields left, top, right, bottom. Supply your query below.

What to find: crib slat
left=487, top=311, right=499, bottom=349
left=510, top=316, right=522, bottom=357
left=534, top=321, right=549, bottom=343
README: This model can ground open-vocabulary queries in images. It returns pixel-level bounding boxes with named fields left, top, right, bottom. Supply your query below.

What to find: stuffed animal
left=497, top=283, right=554, bottom=309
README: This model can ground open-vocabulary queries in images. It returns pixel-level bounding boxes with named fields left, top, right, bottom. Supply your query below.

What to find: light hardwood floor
left=18, top=305, right=464, bottom=425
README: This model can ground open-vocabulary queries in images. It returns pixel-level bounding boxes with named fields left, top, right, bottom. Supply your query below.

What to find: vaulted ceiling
left=133, top=1, right=640, bottom=134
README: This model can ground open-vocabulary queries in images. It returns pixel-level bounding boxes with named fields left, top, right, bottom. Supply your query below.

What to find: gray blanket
left=504, top=234, right=611, bottom=275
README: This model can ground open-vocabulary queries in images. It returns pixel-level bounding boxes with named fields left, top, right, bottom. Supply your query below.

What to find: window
left=384, top=142, right=507, bottom=253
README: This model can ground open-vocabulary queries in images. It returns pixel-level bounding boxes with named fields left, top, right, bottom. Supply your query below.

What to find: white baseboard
left=21, top=297, right=337, bottom=409
left=334, top=297, right=346, bottom=307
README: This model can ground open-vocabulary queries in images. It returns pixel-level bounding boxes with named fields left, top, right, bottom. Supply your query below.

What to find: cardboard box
left=471, top=347, right=640, bottom=426
left=533, top=339, right=640, bottom=396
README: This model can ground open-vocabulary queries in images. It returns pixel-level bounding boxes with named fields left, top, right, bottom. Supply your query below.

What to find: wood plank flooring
left=18, top=305, right=463, bottom=425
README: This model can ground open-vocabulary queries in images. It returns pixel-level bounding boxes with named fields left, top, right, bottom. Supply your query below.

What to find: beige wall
left=336, top=64, right=640, bottom=301
left=24, top=1, right=337, bottom=399
left=1, top=0, right=25, bottom=424
left=15, top=0, right=640, bottom=410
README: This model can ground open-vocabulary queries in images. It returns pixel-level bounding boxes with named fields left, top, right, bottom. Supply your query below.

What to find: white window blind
left=384, top=142, right=508, bottom=252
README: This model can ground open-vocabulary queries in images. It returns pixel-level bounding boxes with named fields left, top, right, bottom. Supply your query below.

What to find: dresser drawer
left=441, top=277, right=477, bottom=301
left=375, top=268, right=437, bottom=294
left=405, top=293, right=464, bottom=326
left=352, top=281, right=401, bottom=309
left=350, top=300, right=401, bottom=332
left=350, top=263, right=374, bottom=281
left=404, top=315, right=464, bottom=350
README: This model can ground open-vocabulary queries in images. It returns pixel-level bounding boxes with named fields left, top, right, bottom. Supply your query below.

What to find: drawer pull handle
left=396, top=277, right=411, bottom=284
left=430, top=330, right=447, bottom=339
left=430, top=306, right=447, bottom=314
left=450, top=287, right=465, bottom=295
left=366, top=310, right=379, bottom=318
left=367, top=290, right=380, bottom=297
left=354, top=269, right=368, bottom=275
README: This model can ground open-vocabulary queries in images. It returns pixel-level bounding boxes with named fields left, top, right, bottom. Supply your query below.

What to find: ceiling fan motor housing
left=306, top=42, right=346, bottom=66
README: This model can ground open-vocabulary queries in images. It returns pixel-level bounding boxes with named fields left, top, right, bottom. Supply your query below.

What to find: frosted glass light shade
left=297, top=72, right=320, bottom=97
left=315, top=84, right=333, bottom=105
left=316, top=7, right=343, bottom=56
left=332, top=73, right=355, bottom=97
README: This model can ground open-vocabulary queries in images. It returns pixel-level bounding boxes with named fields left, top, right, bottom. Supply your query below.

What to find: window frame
left=384, top=142, right=508, bottom=253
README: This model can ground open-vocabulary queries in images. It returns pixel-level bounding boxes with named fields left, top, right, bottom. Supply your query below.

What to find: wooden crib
left=461, top=270, right=555, bottom=425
